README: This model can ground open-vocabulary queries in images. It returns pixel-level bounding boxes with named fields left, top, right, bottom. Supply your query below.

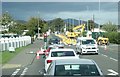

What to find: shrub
left=104, top=32, right=120, bottom=44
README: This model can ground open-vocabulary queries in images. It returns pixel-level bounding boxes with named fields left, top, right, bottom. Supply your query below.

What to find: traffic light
left=44, top=34, right=47, bottom=42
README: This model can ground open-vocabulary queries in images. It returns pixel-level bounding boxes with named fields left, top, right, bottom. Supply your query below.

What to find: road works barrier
left=0, top=36, right=31, bottom=51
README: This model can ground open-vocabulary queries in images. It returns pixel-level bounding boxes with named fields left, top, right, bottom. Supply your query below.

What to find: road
left=2, top=35, right=119, bottom=77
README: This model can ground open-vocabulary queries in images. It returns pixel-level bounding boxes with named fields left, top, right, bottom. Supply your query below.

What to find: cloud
left=2, top=0, right=120, bottom=2
left=43, top=11, right=118, bottom=24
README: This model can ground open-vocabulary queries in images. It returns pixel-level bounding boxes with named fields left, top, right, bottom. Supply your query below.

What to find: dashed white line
left=101, top=54, right=108, bottom=57
left=11, top=69, right=20, bottom=76
left=107, top=69, right=118, bottom=75
left=100, top=53, right=118, bottom=62
left=110, top=57, right=118, bottom=62
left=21, top=67, right=28, bottom=75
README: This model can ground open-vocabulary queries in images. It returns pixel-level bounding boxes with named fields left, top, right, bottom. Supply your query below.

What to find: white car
left=76, top=37, right=99, bottom=54
left=45, top=49, right=79, bottom=71
left=40, top=59, right=103, bottom=76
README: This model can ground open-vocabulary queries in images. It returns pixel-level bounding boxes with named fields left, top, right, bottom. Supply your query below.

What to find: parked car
left=40, top=59, right=103, bottom=76
left=76, top=37, right=99, bottom=55
left=44, top=49, right=79, bottom=71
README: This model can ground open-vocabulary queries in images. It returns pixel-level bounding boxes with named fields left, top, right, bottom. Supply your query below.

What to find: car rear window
left=55, top=64, right=100, bottom=76
left=51, top=51, right=75, bottom=57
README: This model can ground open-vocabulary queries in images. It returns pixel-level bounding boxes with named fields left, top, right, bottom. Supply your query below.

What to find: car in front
left=44, top=49, right=79, bottom=71
left=40, top=59, right=103, bottom=76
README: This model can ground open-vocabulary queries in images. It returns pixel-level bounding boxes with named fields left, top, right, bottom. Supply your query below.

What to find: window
left=51, top=51, right=75, bottom=57
left=54, top=64, right=100, bottom=76
left=82, top=40, right=95, bottom=45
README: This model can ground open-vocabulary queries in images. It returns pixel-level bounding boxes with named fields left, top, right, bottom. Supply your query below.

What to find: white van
left=76, top=37, right=99, bottom=55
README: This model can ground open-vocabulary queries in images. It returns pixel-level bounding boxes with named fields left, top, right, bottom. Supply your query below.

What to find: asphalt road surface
left=2, top=35, right=119, bottom=77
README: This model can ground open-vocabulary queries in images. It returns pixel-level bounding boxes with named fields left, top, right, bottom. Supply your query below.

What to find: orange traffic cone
left=36, top=52, right=40, bottom=59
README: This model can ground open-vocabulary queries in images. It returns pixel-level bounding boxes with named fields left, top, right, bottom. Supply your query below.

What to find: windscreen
left=51, top=51, right=75, bottom=57
left=82, top=39, right=95, bottom=45
left=55, top=64, right=100, bottom=76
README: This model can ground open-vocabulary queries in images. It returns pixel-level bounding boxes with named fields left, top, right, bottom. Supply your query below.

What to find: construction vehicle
left=97, top=36, right=109, bottom=45
left=72, top=23, right=85, bottom=36
left=66, top=24, right=85, bottom=38
left=92, top=32, right=109, bottom=45
left=65, top=24, right=86, bottom=45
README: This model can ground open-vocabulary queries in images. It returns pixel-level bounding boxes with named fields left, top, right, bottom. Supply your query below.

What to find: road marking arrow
left=107, top=69, right=118, bottom=75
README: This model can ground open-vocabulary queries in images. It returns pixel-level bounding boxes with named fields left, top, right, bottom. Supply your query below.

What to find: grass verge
left=0, top=45, right=30, bottom=64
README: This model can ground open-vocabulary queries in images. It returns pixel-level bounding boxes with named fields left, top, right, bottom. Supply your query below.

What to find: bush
left=104, top=32, right=120, bottom=44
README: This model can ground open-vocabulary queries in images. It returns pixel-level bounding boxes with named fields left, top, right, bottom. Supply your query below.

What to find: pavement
left=2, top=39, right=45, bottom=76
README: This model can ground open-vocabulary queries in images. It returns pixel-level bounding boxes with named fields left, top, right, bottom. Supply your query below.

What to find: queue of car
left=39, top=36, right=103, bottom=76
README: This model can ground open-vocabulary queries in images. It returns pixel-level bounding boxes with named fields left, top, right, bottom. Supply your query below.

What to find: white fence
left=0, top=36, right=31, bottom=51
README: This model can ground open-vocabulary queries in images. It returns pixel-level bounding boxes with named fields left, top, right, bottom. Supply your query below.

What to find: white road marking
left=101, top=54, right=108, bottom=57
left=100, top=53, right=118, bottom=62
left=11, top=69, right=20, bottom=76
left=107, top=69, right=118, bottom=75
left=110, top=57, right=118, bottom=62
left=21, top=67, right=28, bottom=75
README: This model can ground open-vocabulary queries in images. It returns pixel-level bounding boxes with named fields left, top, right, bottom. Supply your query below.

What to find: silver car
left=40, top=59, right=103, bottom=76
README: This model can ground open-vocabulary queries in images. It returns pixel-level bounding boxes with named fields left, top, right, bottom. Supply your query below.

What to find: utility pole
left=73, top=19, right=74, bottom=30
left=67, top=18, right=69, bottom=31
left=87, top=20, right=88, bottom=31
left=99, top=0, right=101, bottom=32
left=70, top=19, right=72, bottom=32
left=93, top=14, right=95, bottom=32
left=78, top=18, right=80, bottom=25
left=38, top=11, right=40, bottom=38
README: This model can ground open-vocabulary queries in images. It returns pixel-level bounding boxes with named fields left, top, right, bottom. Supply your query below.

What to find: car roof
left=54, top=59, right=95, bottom=65
left=50, top=48, right=75, bottom=52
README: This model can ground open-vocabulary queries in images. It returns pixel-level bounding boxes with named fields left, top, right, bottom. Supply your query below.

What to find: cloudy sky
left=2, top=2, right=118, bottom=25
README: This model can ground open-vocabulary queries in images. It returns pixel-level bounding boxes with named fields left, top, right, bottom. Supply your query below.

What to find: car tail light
left=47, top=60, right=52, bottom=64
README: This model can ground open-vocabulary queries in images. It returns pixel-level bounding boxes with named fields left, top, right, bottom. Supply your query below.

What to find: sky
left=2, top=0, right=120, bottom=2
left=2, top=2, right=118, bottom=25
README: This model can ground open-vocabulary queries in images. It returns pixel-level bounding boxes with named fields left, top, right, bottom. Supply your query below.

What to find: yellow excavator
left=65, top=24, right=85, bottom=45
left=66, top=24, right=85, bottom=38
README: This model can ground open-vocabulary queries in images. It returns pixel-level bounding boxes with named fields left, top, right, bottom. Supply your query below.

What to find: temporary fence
left=0, top=36, right=31, bottom=51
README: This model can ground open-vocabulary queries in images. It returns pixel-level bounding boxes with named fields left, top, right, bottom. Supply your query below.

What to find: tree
left=88, top=20, right=94, bottom=31
left=47, top=18, right=65, bottom=32
left=1, top=12, right=13, bottom=29
left=9, top=22, right=25, bottom=35
left=26, top=17, right=48, bottom=36
left=102, top=22, right=117, bottom=32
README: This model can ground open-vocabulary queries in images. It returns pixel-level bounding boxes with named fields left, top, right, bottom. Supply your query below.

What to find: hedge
left=104, top=32, right=120, bottom=44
